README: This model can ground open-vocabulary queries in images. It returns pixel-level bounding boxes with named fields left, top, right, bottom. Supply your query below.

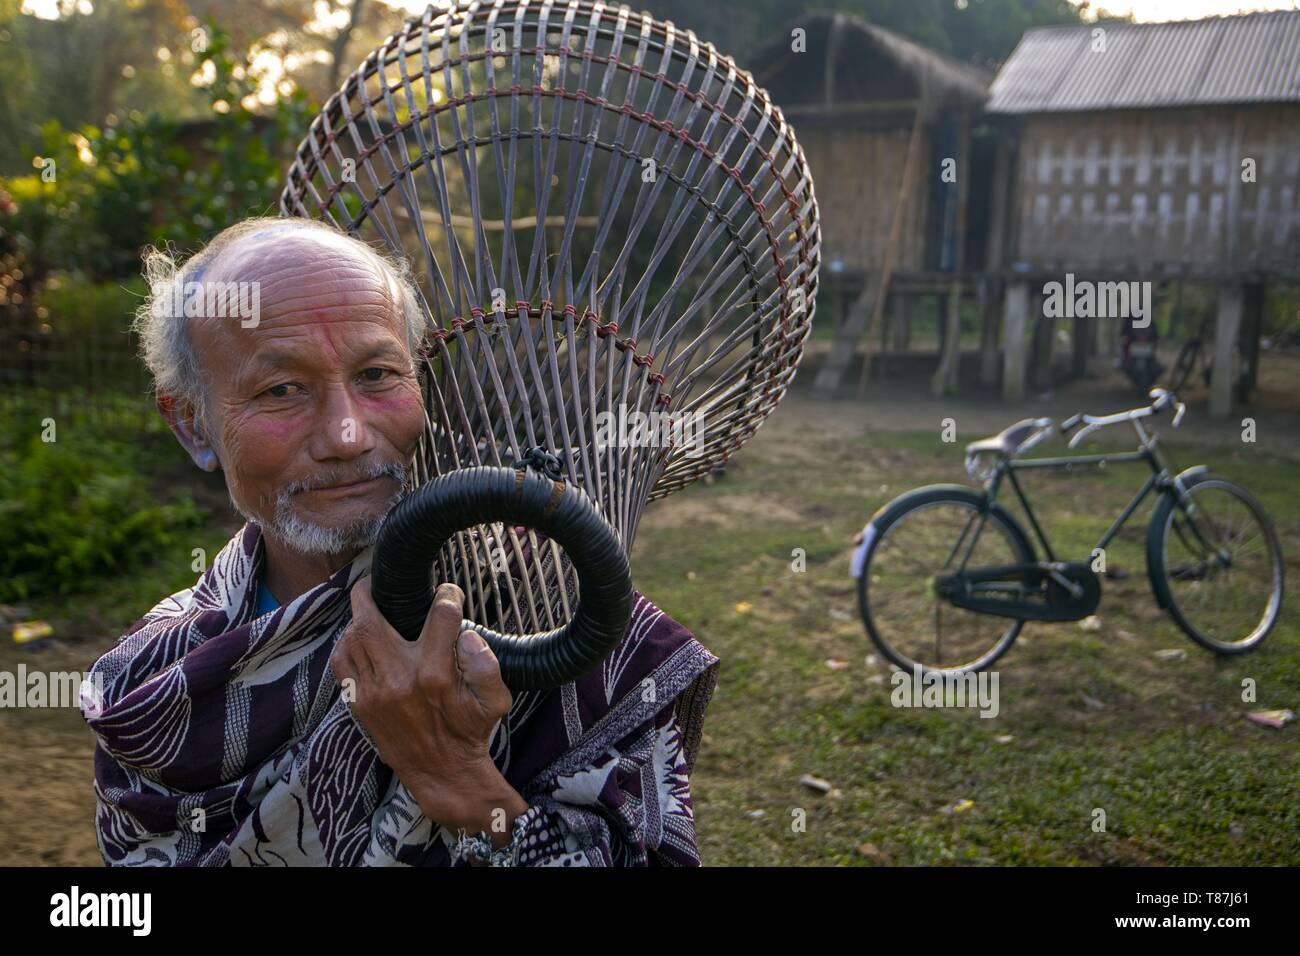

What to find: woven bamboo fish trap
left=281, top=0, right=819, bottom=687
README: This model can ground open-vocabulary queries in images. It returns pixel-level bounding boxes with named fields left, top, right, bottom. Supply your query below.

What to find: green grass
left=8, top=425, right=1296, bottom=865
left=633, top=427, right=1300, bottom=865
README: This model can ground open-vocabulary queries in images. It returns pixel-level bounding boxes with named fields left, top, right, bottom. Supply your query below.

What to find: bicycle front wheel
left=1147, top=473, right=1284, bottom=654
left=856, top=485, right=1034, bottom=675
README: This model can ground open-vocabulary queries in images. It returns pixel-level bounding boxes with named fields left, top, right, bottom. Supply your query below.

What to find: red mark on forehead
left=317, top=318, right=342, bottom=362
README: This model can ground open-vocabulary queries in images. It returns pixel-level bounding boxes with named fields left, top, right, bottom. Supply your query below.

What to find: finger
left=329, top=630, right=359, bottom=684
left=417, top=582, right=466, bottom=682
left=333, top=622, right=374, bottom=682
left=456, top=628, right=513, bottom=717
left=348, top=575, right=401, bottom=663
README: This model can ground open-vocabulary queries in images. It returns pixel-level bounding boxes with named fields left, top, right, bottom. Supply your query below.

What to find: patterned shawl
left=83, top=523, right=719, bottom=866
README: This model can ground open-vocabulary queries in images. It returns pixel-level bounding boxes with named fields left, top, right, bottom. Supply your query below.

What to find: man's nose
left=308, top=383, right=377, bottom=461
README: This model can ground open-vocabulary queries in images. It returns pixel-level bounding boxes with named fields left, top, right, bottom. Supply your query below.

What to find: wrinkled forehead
left=193, top=227, right=411, bottom=340
left=203, top=227, right=395, bottom=298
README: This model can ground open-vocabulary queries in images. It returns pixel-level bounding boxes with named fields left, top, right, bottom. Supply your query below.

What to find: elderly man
left=83, top=217, right=719, bottom=866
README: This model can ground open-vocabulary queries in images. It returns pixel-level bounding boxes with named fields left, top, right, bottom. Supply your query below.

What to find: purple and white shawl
left=83, top=523, right=719, bottom=866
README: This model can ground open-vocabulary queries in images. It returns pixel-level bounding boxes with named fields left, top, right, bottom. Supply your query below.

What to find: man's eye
left=265, top=383, right=299, bottom=398
left=360, top=367, right=390, bottom=383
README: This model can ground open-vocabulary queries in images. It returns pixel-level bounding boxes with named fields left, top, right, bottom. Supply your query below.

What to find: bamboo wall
left=798, top=124, right=928, bottom=275
left=1007, top=104, right=1300, bottom=276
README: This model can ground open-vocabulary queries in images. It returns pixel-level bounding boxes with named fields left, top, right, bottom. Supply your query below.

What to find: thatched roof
left=752, top=12, right=991, bottom=118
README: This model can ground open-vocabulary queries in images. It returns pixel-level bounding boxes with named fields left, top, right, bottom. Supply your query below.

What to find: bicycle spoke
left=1162, top=481, right=1281, bottom=649
left=863, top=499, right=1022, bottom=673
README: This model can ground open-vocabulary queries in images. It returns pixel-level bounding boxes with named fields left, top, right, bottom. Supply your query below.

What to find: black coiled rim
left=370, top=463, right=633, bottom=691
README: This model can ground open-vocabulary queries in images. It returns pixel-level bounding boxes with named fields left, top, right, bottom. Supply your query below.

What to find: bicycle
left=1166, top=315, right=1250, bottom=401
left=852, top=388, right=1284, bottom=675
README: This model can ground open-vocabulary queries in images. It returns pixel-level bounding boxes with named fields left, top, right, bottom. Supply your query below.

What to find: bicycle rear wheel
left=1147, top=473, right=1284, bottom=653
left=856, top=486, right=1034, bottom=675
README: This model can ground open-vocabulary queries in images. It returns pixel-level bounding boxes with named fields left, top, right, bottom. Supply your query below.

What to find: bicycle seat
left=965, top=419, right=1041, bottom=458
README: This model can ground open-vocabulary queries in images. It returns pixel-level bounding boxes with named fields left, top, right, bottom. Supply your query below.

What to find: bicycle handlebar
left=1015, top=418, right=1056, bottom=455
left=1066, top=387, right=1186, bottom=448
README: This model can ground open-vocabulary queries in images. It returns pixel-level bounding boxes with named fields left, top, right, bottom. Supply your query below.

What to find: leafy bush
left=0, top=427, right=203, bottom=601
left=0, top=21, right=315, bottom=284
left=34, top=273, right=145, bottom=332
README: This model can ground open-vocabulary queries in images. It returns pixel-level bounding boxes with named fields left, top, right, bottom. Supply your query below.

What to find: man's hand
left=330, top=577, right=528, bottom=842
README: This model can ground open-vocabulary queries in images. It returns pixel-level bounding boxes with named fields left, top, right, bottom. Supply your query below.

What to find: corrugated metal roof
left=987, top=11, right=1300, bottom=113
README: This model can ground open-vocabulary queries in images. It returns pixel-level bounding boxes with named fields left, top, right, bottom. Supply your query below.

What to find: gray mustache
left=278, top=460, right=411, bottom=499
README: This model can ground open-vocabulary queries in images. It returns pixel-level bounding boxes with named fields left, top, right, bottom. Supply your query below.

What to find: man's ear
left=157, top=393, right=221, bottom=472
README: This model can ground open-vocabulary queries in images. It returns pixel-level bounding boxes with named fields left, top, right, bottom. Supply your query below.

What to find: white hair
left=132, top=217, right=427, bottom=438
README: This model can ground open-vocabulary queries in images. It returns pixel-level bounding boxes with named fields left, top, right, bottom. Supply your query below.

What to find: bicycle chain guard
left=935, top=561, right=1102, bottom=622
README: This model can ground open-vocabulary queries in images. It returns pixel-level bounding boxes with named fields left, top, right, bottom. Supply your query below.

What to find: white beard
left=231, top=459, right=411, bottom=556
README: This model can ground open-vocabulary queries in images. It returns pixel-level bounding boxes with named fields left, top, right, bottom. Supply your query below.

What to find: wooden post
left=878, top=291, right=895, bottom=377
left=1003, top=281, right=1029, bottom=402
left=931, top=109, right=971, bottom=398
left=1096, top=305, right=1119, bottom=357
left=813, top=277, right=869, bottom=393
left=985, top=138, right=1011, bottom=276
left=1169, top=279, right=1185, bottom=340
left=1211, top=283, right=1243, bottom=419
left=1033, top=296, right=1055, bottom=391
left=1071, top=314, right=1091, bottom=379
left=1241, top=281, right=1264, bottom=396
left=936, top=291, right=947, bottom=354
left=932, top=282, right=963, bottom=396
left=979, top=278, right=1002, bottom=387
left=892, top=292, right=910, bottom=350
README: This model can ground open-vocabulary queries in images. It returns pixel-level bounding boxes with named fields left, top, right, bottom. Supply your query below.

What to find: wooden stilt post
left=892, top=292, right=910, bottom=350
left=979, top=279, right=1002, bottom=388
left=1240, top=281, right=1263, bottom=397
left=1033, top=298, right=1055, bottom=391
left=932, top=282, right=963, bottom=396
left=1211, top=283, right=1243, bottom=419
left=1003, top=281, right=1029, bottom=402
left=1071, top=314, right=1091, bottom=379
left=931, top=108, right=971, bottom=398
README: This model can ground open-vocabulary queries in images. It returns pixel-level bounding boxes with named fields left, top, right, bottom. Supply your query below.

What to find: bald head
left=134, top=217, right=426, bottom=435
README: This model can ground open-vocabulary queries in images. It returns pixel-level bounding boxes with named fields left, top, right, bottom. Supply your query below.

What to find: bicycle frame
left=950, top=416, right=1199, bottom=574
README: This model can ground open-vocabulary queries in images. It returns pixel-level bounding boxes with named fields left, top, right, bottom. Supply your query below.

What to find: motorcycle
left=1120, top=317, right=1164, bottom=391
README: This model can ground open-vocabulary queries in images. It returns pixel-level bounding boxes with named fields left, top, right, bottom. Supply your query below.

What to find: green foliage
left=0, top=20, right=315, bottom=283
left=0, top=427, right=203, bottom=602
left=33, top=274, right=146, bottom=334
